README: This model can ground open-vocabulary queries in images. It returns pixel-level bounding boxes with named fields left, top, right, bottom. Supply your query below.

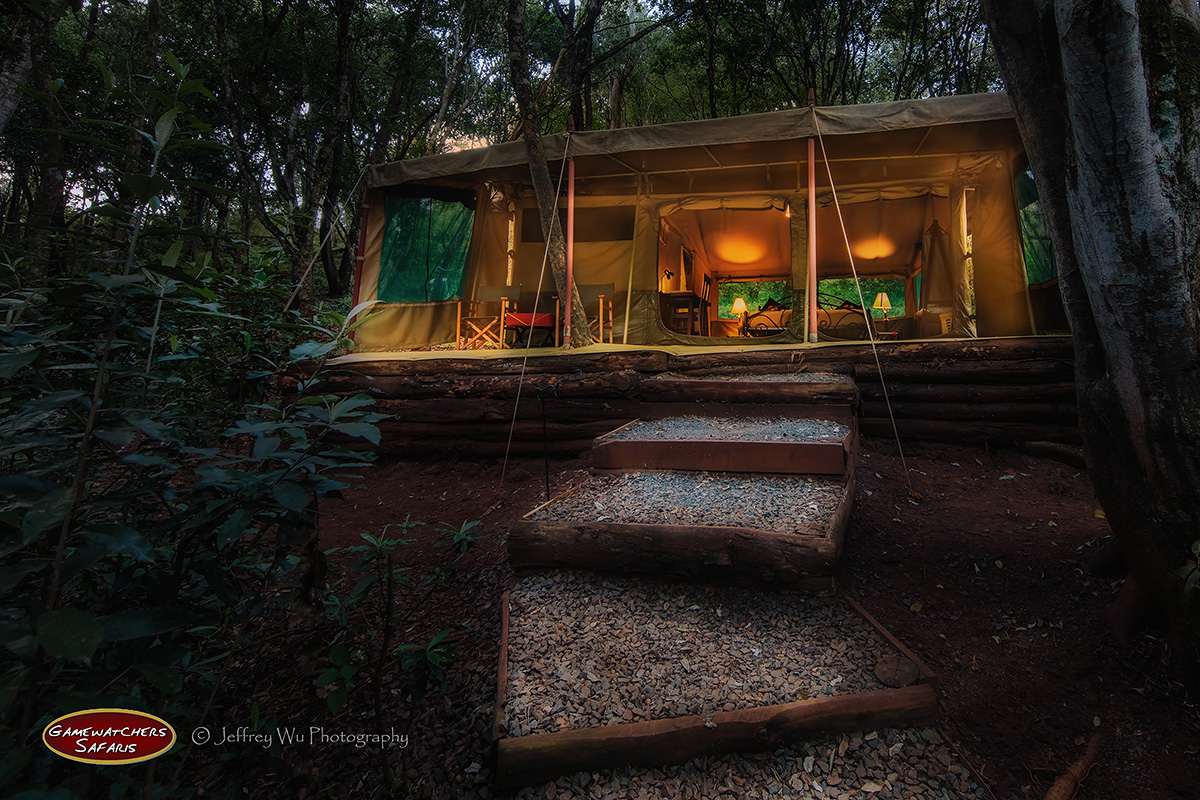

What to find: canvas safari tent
left=350, top=92, right=1059, bottom=352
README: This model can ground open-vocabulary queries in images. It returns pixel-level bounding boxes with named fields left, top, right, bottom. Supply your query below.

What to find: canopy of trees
left=0, top=0, right=1000, bottom=306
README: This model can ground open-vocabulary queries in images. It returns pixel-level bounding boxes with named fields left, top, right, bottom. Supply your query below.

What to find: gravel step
left=601, top=415, right=850, bottom=444
left=529, top=470, right=844, bottom=535
left=503, top=571, right=894, bottom=739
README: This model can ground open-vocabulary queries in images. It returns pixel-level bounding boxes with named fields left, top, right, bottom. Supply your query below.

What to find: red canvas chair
left=457, top=285, right=520, bottom=349
left=505, top=290, right=560, bottom=348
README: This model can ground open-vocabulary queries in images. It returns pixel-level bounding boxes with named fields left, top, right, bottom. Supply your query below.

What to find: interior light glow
left=715, top=236, right=767, bottom=264
left=852, top=236, right=896, bottom=260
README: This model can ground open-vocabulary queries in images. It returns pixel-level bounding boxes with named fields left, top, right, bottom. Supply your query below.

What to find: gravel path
left=528, top=471, right=844, bottom=534
left=505, top=572, right=986, bottom=799
left=504, top=572, right=892, bottom=737
left=512, top=726, right=988, bottom=800
left=602, top=415, right=849, bottom=443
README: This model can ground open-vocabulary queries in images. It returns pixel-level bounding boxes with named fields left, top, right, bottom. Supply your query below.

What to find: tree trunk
left=506, top=0, right=592, bottom=348
left=982, top=0, right=1200, bottom=677
left=25, top=5, right=66, bottom=272
left=372, top=0, right=425, bottom=161
left=0, top=1, right=68, bottom=138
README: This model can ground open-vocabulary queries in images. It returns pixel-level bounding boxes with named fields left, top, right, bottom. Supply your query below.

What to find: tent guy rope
left=499, top=132, right=573, bottom=488
left=813, top=111, right=918, bottom=500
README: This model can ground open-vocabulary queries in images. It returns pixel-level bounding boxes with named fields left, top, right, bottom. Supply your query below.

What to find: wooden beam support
left=641, top=379, right=857, bottom=404
left=854, top=360, right=1073, bottom=385
left=494, top=590, right=510, bottom=741
left=857, top=381, right=1076, bottom=403
left=495, top=684, right=938, bottom=789
left=859, top=418, right=1081, bottom=444
left=860, top=400, right=1077, bottom=423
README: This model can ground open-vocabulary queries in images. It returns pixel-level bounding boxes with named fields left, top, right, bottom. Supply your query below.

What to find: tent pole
left=349, top=189, right=372, bottom=344
left=564, top=118, right=576, bottom=348
left=807, top=92, right=818, bottom=344
left=622, top=180, right=640, bottom=344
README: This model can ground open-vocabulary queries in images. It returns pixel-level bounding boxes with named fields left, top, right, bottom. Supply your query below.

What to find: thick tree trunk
left=506, top=0, right=592, bottom=347
left=0, top=9, right=36, bottom=139
left=982, top=0, right=1200, bottom=676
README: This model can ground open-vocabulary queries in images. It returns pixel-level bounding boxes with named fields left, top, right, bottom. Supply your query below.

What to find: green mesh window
left=377, top=195, right=474, bottom=303
left=1016, top=168, right=1058, bottom=286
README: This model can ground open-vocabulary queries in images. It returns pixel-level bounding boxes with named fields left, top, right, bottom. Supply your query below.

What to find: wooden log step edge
left=495, top=683, right=938, bottom=789
left=493, top=590, right=510, bottom=741
left=507, top=521, right=840, bottom=587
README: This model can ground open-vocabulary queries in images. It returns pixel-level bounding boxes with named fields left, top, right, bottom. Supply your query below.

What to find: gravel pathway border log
left=592, top=416, right=852, bottom=475
left=509, top=726, right=989, bottom=800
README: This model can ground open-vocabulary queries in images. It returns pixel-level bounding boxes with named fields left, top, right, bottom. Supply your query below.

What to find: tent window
left=818, top=277, right=906, bottom=317
left=1016, top=168, right=1058, bottom=286
left=718, top=280, right=790, bottom=319
left=520, top=206, right=635, bottom=242
left=378, top=195, right=474, bottom=303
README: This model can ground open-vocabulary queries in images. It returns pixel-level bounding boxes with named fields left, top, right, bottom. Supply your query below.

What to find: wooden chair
left=457, top=285, right=520, bottom=349
left=505, top=290, right=559, bottom=348
left=578, top=283, right=615, bottom=343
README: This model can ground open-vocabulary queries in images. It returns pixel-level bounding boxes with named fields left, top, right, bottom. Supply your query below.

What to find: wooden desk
left=660, top=291, right=710, bottom=336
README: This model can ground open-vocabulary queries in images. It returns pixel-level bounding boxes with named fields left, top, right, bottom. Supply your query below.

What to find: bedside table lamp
left=872, top=292, right=892, bottom=320
left=732, top=297, right=748, bottom=336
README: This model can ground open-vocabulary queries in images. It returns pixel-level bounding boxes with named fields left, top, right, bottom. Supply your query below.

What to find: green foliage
left=316, top=645, right=359, bottom=714
left=717, top=280, right=791, bottom=319
left=819, top=277, right=907, bottom=318
left=439, top=519, right=480, bottom=556
left=397, top=629, right=452, bottom=706
left=0, top=59, right=385, bottom=798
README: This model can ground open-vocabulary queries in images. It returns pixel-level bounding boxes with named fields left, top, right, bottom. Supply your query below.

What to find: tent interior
left=351, top=94, right=1065, bottom=352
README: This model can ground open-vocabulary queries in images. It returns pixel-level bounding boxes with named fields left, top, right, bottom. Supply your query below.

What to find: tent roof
left=368, top=93, right=1021, bottom=195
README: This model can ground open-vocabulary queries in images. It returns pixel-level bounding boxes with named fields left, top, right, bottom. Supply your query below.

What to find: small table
left=660, top=292, right=710, bottom=336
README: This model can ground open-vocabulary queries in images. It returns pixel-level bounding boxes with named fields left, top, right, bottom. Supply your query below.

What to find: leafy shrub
left=0, top=60, right=384, bottom=798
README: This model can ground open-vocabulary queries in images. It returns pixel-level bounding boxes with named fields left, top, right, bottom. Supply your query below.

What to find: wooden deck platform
left=302, top=336, right=1077, bottom=455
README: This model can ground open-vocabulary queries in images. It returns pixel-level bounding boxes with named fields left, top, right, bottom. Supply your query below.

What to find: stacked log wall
left=295, top=337, right=1077, bottom=456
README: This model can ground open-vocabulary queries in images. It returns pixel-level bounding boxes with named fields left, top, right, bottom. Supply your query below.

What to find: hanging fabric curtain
left=920, top=220, right=976, bottom=337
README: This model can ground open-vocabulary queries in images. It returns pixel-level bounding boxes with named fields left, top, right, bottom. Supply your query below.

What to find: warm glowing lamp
left=872, top=292, right=892, bottom=320
left=732, top=297, right=748, bottom=337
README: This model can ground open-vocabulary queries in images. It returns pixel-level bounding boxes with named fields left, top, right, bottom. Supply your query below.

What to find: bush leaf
left=37, top=609, right=103, bottom=661
left=273, top=481, right=309, bottom=513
